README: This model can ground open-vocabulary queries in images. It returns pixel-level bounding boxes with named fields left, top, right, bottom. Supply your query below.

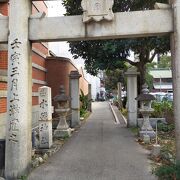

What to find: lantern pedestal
left=54, top=128, right=71, bottom=138
left=53, top=86, right=71, bottom=138
left=136, top=84, right=156, bottom=140
left=139, top=109, right=156, bottom=138
left=54, top=108, right=71, bottom=138
left=140, top=130, right=156, bottom=139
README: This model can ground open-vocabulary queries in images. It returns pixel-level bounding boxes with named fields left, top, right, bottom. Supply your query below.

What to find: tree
left=62, top=0, right=170, bottom=87
left=158, top=55, right=171, bottom=68
left=105, top=69, right=126, bottom=91
left=145, top=62, right=156, bottom=91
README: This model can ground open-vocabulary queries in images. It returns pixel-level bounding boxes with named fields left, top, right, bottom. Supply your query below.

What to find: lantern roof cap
left=135, top=83, right=155, bottom=101
left=135, top=94, right=155, bottom=101
left=54, top=85, right=71, bottom=102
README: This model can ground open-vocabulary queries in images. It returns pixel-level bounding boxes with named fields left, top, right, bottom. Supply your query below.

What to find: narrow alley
left=28, top=102, right=156, bottom=180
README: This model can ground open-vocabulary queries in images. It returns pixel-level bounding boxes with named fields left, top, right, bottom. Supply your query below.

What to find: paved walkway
left=28, top=102, right=156, bottom=180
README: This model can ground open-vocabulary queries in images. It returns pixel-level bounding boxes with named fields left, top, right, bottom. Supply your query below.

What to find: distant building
left=149, top=68, right=173, bottom=93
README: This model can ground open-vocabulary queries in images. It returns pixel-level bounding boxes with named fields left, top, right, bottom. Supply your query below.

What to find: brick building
left=46, top=56, right=89, bottom=106
left=0, top=2, right=49, bottom=138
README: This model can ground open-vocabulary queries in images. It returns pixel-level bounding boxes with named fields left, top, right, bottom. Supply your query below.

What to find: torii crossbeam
left=0, top=0, right=180, bottom=179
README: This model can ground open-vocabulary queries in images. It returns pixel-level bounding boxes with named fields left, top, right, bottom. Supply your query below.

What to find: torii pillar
left=125, top=67, right=139, bottom=127
left=69, top=71, right=82, bottom=128
left=5, top=0, right=32, bottom=179
left=171, top=0, right=180, bottom=161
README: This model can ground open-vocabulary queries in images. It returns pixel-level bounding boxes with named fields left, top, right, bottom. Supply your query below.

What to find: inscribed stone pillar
left=39, top=86, right=53, bottom=149
left=5, top=0, right=32, bottom=179
left=69, top=71, right=82, bottom=128
left=88, top=84, right=92, bottom=112
left=125, top=67, right=139, bottom=127
left=171, top=0, right=180, bottom=161
left=117, top=82, right=122, bottom=109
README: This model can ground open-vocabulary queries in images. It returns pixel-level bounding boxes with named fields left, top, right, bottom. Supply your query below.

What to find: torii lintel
left=0, top=9, right=173, bottom=43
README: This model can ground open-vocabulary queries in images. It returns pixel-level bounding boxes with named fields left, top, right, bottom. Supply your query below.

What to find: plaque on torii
left=81, top=0, right=114, bottom=23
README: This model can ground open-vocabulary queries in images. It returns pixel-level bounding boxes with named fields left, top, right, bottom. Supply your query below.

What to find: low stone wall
left=137, top=118, right=166, bottom=128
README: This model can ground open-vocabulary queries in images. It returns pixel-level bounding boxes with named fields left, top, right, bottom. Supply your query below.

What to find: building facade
left=0, top=2, right=49, bottom=138
left=149, top=68, right=173, bottom=93
left=0, top=2, right=91, bottom=139
left=46, top=56, right=89, bottom=108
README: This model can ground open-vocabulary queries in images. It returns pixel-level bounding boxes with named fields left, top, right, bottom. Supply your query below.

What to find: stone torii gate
left=0, top=0, right=180, bottom=179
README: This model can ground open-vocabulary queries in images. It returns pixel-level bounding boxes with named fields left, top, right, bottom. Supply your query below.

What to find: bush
left=152, top=101, right=174, bottom=123
left=121, top=108, right=128, bottom=118
left=80, top=89, right=89, bottom=111
left=155, top=161, right=180, bottom=180
left=157, top=123, right=175, bottom=132
left=80, top=89, right=91, bottom=117
left=80, top=108, right=86, bottom=117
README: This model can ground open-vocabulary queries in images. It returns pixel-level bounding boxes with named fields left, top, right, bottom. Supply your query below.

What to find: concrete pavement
left=28, top=102, right=156, bottom=180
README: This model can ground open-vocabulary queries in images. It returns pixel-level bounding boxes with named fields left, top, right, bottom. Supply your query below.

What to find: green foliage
left=155, top=164, right=175, bottom=180
left=18, top=175, right=27, bottom=180
left=145, top=62, right=156, bottom=90
left=79, top=89, right=90, bottom=117
left=157, top=122, right=175, bottom=132
left=145, top=73, right=153, bottom=91
left=158, top=56, right=171, bottom=68
left=121, top=108, right=128, bottom=118
left=105, top=69, right=126, bottom=91
left=80, top=89, right=88, bottom=110
left=177, top=161, right=180, bottom=179
left=155, top=161, right=180, bottom=180
left=130, top=127, right=139, bottom=136
left=146, top=62, right=157, bottom=69
left=62, top=0, right=170, bottom=86
left=80, top=108, right=86, bottom=117
left=151, top=101, right=173, bottom=120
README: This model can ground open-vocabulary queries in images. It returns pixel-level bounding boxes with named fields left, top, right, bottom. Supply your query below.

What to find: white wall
left=84, top=73, right=101, bottom=101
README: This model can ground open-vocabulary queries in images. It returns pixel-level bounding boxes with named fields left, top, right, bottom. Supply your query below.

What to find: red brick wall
left=33, top=43, right=48, bottom=56
left=32, top=83, right=43, bottom=93
left=79, top=68, right=89, bottom=95
left=46, top=57, right=89, bottom=107
left=32, top=2, right=48, bottom=15
left=0, top=98, right=7, bottom=113
left=32, top=68, right=46, bottom=81
left=0, top=2, right=48, bottom=109
left=31, top=2, right=48, bottom=105
left=32, top=97, right=38, bottom=106
left=0, top=3, right=8, bottom=15
left=0, top=51, right=8, bottom=69
left=46, top=57, right=77, bottom=100
left=0, top=82, right=7, bottom=90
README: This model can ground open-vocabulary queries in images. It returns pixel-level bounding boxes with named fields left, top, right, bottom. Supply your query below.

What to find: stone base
left=54, top=128, right=71, bottom=138
left=139, top=130, right=156, bottom=138
left=143, top=134, right=150, bottom=144
left=151, top=144, right=161, bottom=157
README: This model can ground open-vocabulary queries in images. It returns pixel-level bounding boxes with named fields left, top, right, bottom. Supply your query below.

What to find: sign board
left=81, top=0, right=114, bottom=23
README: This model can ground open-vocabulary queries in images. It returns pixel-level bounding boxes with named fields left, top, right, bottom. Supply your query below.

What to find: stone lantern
left=54, top=85, right=71, bottom=138
left=135, top=84, right=156, bottom=139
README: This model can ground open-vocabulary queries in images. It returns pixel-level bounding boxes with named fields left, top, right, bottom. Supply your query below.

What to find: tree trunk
left=136, top=61, right=146, bottom=91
